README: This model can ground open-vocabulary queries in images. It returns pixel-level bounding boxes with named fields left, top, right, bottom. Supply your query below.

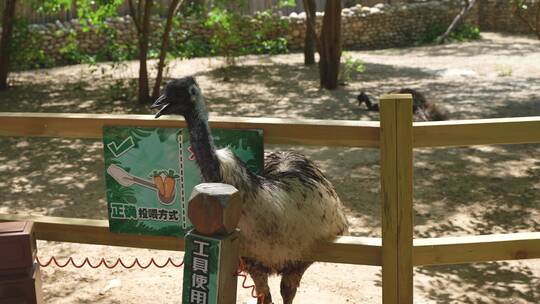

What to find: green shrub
left=422, top=23, right=481, bottom=44
left=339, top=52, right=366, bottom=84
left=172, top=37, right=213, bottom=58
left=59, top=31, right=95, bottom=64
left=10, top=19, right=55, bottom=70
left=495, top=64, right=513, bottom=77
left=453, top=23, right=481, bottom=41
left=95, top=27, right=137, bottom=62
left=10, top=2, right=291, bottom=70
left=204, top=2, right=290, bottom=64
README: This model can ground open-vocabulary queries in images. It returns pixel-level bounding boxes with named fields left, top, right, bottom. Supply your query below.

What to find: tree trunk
left=137, top=0, right=153, bottom=104
left=536, top=2, right=540, bottom=39
left=0, top=0, right=17, bottom=91
left=151, top=0, right=182, bottom=100
left=319, top=0, right=341, bottom=90
left=302, top=0, right=317, bottom=65
left=437, top=0, right=477, bottom=44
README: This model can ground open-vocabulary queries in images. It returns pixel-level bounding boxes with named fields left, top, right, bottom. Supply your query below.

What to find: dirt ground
left=0, top=32, right=539, bottom=303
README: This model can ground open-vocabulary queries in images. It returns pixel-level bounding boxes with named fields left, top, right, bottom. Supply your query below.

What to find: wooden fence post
left=380, top=94, right=414, bottom=304
left=182, top=183, right=241, bottom=304
left=0, top=221, right=43, bottom=303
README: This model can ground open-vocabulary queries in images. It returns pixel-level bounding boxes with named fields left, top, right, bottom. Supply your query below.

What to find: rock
left=101, top=279, right=122, bottom=294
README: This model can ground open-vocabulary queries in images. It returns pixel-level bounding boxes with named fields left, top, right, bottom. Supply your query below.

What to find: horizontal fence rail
left=413, top=233, right=540, bottom=266
left=2, top=113, right=540, bottom=148
left=1, top=214, right=538, bottom=267
left=0, top=113, right=380, bottom=148
left=413, top=116, right=540, bottom=147
left=0, top=213, right=382, bottom=266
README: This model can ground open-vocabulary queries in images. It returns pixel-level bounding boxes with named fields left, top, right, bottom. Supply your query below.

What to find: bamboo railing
left=1, top=97, right=540, bottom=303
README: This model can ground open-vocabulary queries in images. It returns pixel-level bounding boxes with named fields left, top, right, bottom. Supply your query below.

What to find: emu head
left=152, top=76, right=203, bottom=118
left=357, top=91, right=370, bottom=106
left=357, top=90, right=379, bottom=111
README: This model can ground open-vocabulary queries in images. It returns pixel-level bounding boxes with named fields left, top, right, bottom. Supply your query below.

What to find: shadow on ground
left=416, top=261, right=540, bottom=304
left=0, top=137, right=107, bottom=219
left=0, top=33, right=539, bottom=303
left=380, top=33, right=540, bottom=58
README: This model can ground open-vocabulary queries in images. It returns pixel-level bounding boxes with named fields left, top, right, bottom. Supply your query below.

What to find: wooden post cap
left=0, top=222, right=36, bottom=273
left=188, top=183, right=241, bottom=236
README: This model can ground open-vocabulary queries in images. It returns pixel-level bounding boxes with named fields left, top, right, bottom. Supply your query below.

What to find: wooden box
left=0, top=263, right=43, bottom=304
left=0, top=222, right=41, bottom=303
left=0, top=222, right=37, bottom=274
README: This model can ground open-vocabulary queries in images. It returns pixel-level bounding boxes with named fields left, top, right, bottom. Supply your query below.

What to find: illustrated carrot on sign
left=152, top=170, right=166, bottom=197
left=150, top=169, right=180, bottom=205
left=164, top=169, right=178, bottom=197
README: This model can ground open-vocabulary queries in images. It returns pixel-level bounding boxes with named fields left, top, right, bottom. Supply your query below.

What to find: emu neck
left=185, top=112, right=222, bottom=183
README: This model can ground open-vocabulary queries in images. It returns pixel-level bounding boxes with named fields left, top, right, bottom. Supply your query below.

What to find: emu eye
left=188, top=84, right=198, bottom=96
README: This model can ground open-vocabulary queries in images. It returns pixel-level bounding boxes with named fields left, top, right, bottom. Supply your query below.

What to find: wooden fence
left=0, top=94, right=540, bottom=303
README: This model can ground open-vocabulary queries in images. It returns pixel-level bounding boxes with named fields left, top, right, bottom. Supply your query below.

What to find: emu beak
left=151, top=94, right=169, bottom=118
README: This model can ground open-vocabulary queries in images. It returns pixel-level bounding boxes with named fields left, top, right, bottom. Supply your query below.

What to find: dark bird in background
left=152, top=76, right=349, bottom=304
left=358, top=88, right=449, bottom=121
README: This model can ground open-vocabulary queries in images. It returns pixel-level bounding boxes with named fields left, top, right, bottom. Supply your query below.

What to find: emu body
left=358, top=88, right=448, bottom=121
left=152, top=77, right=348, bottom=304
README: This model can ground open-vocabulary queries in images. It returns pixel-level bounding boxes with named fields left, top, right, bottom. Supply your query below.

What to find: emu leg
left=280, top=261, right=312, bottom=304
left=243, top=258, right=272, bottom=304
left=250, top=270, right=272, bottom=304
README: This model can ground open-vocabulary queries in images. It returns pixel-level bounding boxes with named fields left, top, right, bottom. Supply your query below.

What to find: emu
left=152, top=76, right=349, bottom=304
left=357, top=88, right=448, bottom=121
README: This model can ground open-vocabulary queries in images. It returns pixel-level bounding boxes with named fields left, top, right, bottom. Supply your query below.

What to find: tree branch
left=437, top=0, right=477, bottom=44
left=302, top=0, right=321, bottom=53
left=136, top=0, right=154, bottom=103
left=536, top=1, right=540, bottom=39
left=151, top=0, right=184, bottom=99
left=0, top=0, right=17, bottom=90
left=138, top=0, right=144, bottom=24
left=127, top=0, right=142, bottom=33
left=513, top=3, right=540, bottom=39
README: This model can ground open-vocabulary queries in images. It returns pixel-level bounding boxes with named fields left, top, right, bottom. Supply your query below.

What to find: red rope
left=36, top=256, right=183, bottom=269
left=235, top=258, right=267, bottom=303
left=38, top=256, right=267, bottom=301
left=39, top=255, right=272, bottom=302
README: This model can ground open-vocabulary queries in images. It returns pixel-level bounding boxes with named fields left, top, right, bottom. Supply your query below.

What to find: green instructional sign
left=182, top=231, right=221, bottom=304
left=103, top=126, right=263, bottom=237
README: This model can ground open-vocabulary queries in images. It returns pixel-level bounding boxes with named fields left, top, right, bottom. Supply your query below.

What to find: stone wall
left=2, top=0, right=537, bottom=65
left=285, top=0, right=478, bottom=50
left=478, top=0, right=539, bottom=34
